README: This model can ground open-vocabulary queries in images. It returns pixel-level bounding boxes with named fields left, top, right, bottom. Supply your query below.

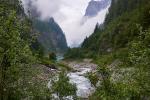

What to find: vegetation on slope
left=0, top=0, right=75, bottom=99
left=0, top=0, right=53, bottom=99
left=32, top=18, right=68, bottom=54
left=65, top=0, right=150, bottom=99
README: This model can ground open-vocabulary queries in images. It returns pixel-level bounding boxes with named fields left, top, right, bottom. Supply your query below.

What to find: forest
left=65, top=0, right=150, bottom=99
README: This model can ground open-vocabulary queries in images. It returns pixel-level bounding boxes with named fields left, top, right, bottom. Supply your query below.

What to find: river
left=68, top=67, right=95, bottom=98
left=48, top=59, right=97, bottom=99
left=66, top=60, right=97, bottom=99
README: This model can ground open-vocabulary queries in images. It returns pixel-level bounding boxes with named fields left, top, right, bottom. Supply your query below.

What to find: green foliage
left=86, top=72, right=99, bottom=86
left=64, top=1, right=150, bottom=99
left=81, top=0, right=150, bottom=56
left=128, top=27, right=150, bottom=97
left=64, top=48, right=84, bottom=59
left=56, top=62, right=73, bottom=71
left=40, top=57, right=54, bottom=65
left=0, top=1, right=52, bottom=99
left=64, top=47, right=97, bottom=59
left=84, top=0, right=150, bottom=98
left=89, top=65, right=114, bottom=100
left=89, top=26, right=150, bottom=100
left=49, top=52, right=56, bottom=61
left=105, top=0, right=149, bottom=25
left=128, top=26, right=150, bottom=65
left=31, top=39, right=45, bottom=58
left=52, top=71, right=77, bottom=100
left=32, top=18, right=68, bottom=54
left=82, top=24, right=103, bottom=52
left=0, top=10, right=33, bottom=99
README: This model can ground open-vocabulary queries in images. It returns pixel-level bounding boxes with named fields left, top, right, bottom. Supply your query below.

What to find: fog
left=21, top=0, right=109, bottom=47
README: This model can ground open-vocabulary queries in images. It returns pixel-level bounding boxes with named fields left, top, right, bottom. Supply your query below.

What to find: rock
left=85, top=0, right=111, bottom=17
left=44, top=64, right=57, bottom=70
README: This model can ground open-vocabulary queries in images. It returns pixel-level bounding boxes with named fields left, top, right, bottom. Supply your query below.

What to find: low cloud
left=21, top=0, right=109, bottom=47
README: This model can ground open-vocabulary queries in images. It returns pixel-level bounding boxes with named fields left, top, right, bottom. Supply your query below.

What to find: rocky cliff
left=32, top=18, right=68, bottom=54
left=85, top=0, right=111, bottom=17
left=23, top=0, right=68, bottom=54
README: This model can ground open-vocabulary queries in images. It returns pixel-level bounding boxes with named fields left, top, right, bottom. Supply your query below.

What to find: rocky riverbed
left=65, top=59, right=97, bottom=98
left=46, top=59, right=98, bottom=99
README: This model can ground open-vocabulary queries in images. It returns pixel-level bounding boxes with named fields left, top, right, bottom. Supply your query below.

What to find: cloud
left=21, top=0, right=109, bottom=47
left=21, top=0, right=62, bottom=19
left=53, top=0, right=109, bottom=47
left=62, top=8, right=109, bottom=47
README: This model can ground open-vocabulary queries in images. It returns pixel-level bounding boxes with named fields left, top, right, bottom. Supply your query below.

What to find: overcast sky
left=21, top=0, right=109, bottom=47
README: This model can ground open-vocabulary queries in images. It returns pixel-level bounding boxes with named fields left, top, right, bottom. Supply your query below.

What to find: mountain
left=25, top=0, right=68, bottom=54
left=65, top=0, right=150, bottom=58
left=85, top=0, right=111, bottom=17
left=82, top=0, right=150, bottom=53
left=65, top=1, right=150, bottom=98
left=32, top=18, right=68, bottom=54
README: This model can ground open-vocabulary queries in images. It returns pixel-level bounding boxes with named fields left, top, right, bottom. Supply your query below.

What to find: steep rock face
left=23, top=0, right=68, bottom=54
left=85, top=0, right=111, bottom=17
left=32, top=18, right=68, bottom=54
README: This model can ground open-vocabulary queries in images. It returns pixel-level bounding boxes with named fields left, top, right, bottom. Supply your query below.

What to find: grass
left=56, top=62, right=73, bottom=71
left=85, top=72, right=99, bottom=87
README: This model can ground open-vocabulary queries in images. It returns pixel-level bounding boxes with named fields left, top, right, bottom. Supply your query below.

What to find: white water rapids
left=48, top=59, right=97, bottom=99
left=67, top=68, right=95, bottom=98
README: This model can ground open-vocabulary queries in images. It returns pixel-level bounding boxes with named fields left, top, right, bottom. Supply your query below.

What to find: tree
left=0, top=1, right=50, bottom=99
left=128, top=26, right=150, bottom=98
left=0, top=9, right=35, bottom=99
left=49, top=52, right=56, bottom=61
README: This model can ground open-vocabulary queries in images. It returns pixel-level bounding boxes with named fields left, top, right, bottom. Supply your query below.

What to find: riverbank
left=63, top=59, right=98, bottom=99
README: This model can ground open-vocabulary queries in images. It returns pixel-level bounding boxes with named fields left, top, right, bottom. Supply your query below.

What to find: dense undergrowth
left=0, top=0, right=76, bottom=99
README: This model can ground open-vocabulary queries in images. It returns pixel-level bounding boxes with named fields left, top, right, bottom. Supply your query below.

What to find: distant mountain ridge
left=85, top=0, right=111, bottom=17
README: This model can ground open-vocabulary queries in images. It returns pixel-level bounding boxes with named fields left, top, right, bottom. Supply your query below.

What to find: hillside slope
left=24, top=0, right=68, bottom=54
left=65, top=1, right=150, bottom=99
left=32, top=18, right=68, bottom=54
left=82, top=0, right=150, bottom=54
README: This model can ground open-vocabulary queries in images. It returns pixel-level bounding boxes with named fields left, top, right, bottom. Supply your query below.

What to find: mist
left=21, top=0, right=109, bottom=47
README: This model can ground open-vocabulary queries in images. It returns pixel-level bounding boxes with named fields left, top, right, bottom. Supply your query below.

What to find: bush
left=86, top=72, right=99, bottom=87
left=49, top=52, right=56, bottom=61
left=52, top=71, right=77, bottom=99
left=64, top=48, right=84, bottom=59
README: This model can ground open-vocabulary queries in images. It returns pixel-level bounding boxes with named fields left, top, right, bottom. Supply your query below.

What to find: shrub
left=52, top=71, right=77, bottom=100
left=49, top=52, right=56, bottom=61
